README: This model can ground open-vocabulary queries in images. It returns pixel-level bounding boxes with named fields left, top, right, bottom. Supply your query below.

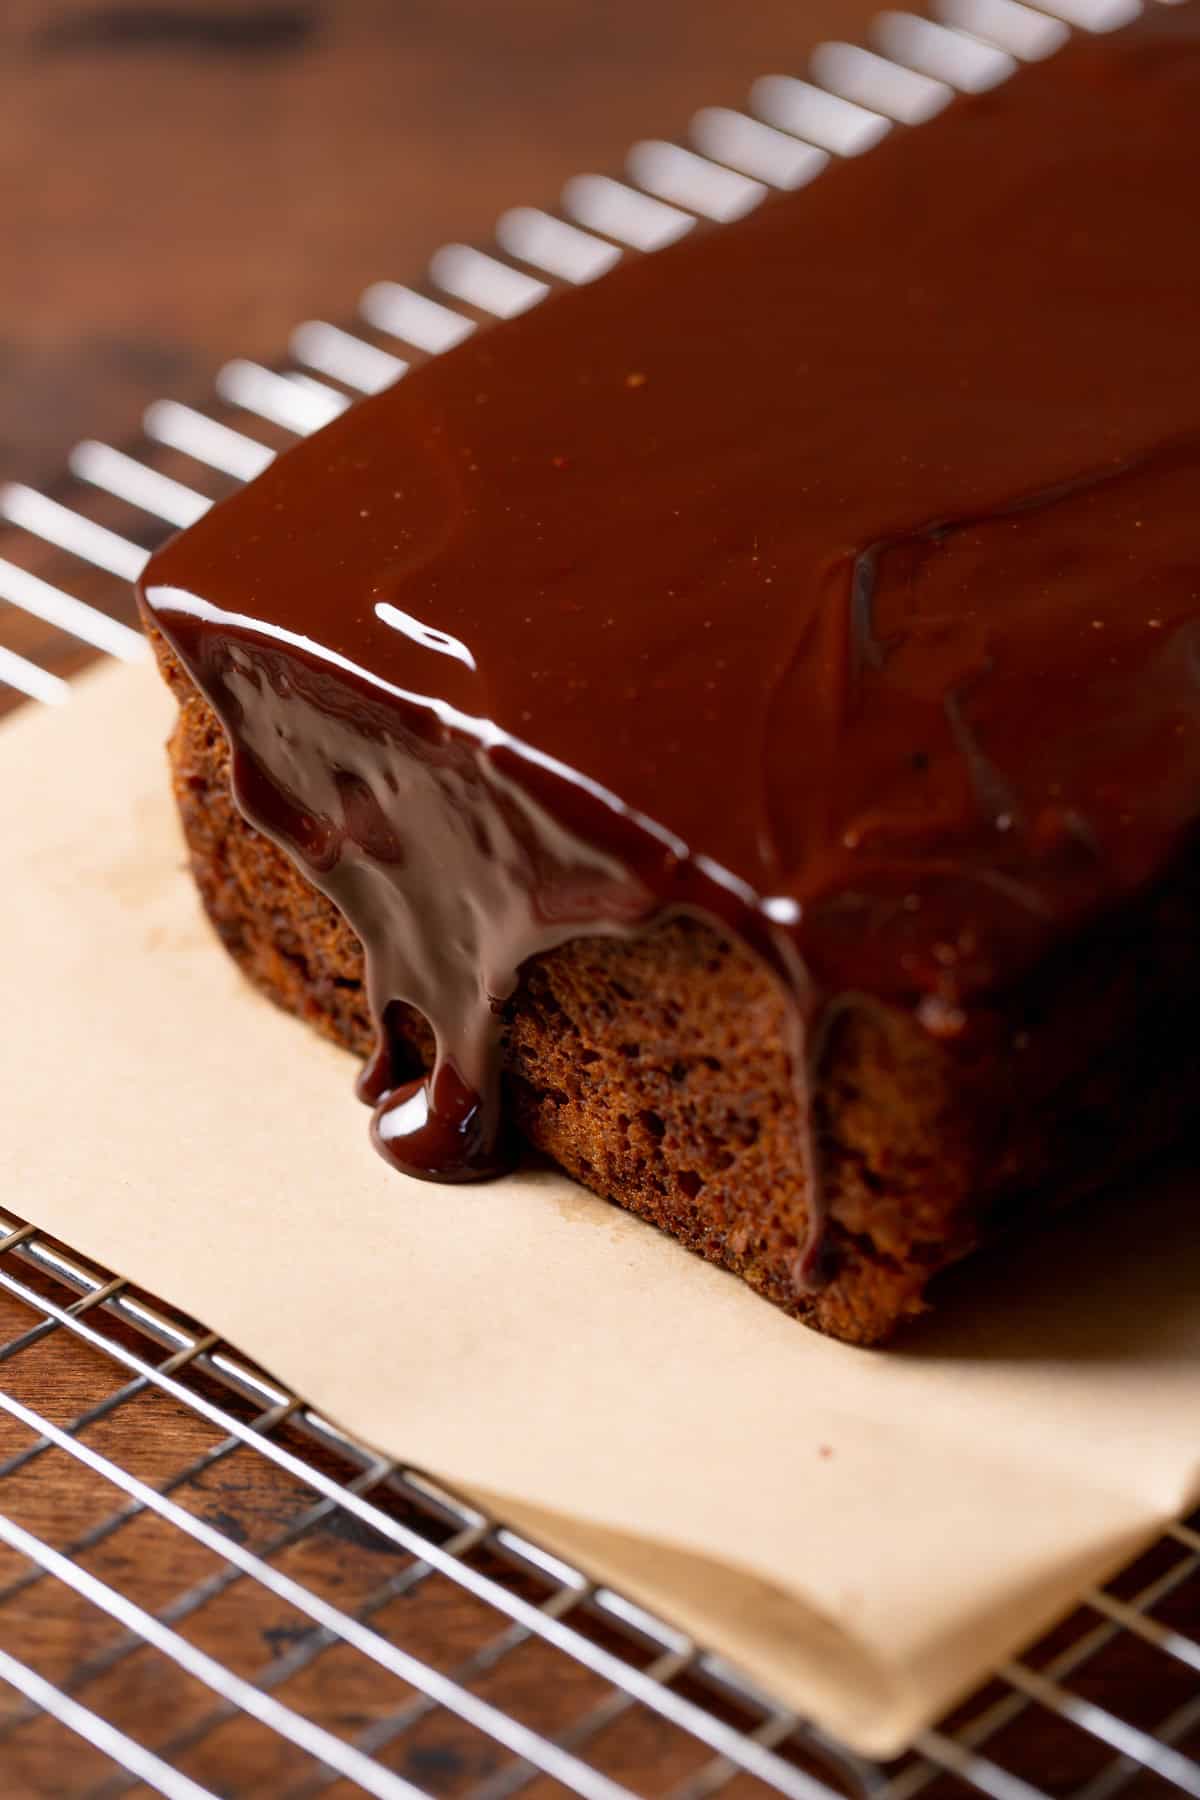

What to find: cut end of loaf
left=143, top=617, right=1200, bottom=1346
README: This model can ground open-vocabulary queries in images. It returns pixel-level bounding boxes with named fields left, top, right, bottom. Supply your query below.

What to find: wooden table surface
left=2, top=5, right=1195, bottom=1797
left=0, top=0, right=880, bottom=490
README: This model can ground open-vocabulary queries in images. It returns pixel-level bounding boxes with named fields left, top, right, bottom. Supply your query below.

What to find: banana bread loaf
left=140, top=8, right=1200, bottom=1344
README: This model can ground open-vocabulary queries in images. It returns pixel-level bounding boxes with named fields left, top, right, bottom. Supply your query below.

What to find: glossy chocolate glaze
left=143, top=10, right=1200, bottom=1233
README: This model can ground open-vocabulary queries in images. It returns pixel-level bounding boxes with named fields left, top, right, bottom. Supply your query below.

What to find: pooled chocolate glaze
left=143, top=10, right=1200, bottom=1245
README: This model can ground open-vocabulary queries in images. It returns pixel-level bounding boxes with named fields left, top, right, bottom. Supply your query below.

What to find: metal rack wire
left=1, top=0, right=1198, bottom=1792
left=1, top=1211, right=1198, bottom=1799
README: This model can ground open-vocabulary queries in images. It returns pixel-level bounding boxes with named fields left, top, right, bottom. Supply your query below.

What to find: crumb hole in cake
left=618, top=1041, right=641, bottom=1059
left=840, top=1228, right=903, bottom=1275
left=909, top=1238, right=945, bottom=1268
left=676, top=1169, right=703, bottom=1199
left=639, top=1109, right=665, bottom=1139
left=578, top=1048, right=601, bottom=1065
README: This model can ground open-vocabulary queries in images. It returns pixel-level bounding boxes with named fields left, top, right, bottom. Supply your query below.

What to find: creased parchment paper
left=3, top=661, right=1198, bottom=1757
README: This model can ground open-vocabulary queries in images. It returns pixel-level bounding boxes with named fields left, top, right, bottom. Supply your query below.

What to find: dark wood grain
left=1, top=5, right=1197, bottom=1796
left=0, top=0, right=874, bottom=485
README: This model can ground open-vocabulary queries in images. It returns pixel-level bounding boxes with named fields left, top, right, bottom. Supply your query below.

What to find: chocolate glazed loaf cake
left=140, top=8, right=1200, bottom=1346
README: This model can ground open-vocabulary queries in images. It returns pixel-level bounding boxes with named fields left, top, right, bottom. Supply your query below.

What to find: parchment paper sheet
left=3, top=662, right=1198, bottom=1757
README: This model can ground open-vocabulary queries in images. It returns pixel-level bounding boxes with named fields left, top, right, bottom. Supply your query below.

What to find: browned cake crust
left=147, top=621, right=1200, bottom=1345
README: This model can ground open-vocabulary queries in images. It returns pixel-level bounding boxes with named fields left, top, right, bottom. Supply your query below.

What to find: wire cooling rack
left=2, top=0, right=1199, bottom=1793
left=1, top=1207, right=1199, bottom=1800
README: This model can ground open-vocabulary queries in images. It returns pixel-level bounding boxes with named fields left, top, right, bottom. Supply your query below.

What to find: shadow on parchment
left=897, top=1149, right=1200, bottom=1367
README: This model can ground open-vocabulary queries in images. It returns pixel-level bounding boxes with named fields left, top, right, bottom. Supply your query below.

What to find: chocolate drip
left=174, top=633, right=657, bottom=1181
left=143, top=11, right=1200, bottom=1263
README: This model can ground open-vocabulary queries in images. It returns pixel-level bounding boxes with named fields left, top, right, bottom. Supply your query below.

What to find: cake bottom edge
left=148, top=624, right=1200, bottom=1347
